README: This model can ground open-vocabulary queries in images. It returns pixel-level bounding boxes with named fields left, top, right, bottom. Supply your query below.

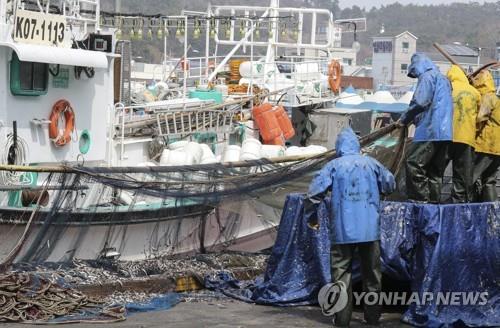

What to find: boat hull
left=0, top=198, right=281, bottom=262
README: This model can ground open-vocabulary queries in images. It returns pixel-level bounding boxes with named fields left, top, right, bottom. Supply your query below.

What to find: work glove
left=304, top=194, right=323, bottom=230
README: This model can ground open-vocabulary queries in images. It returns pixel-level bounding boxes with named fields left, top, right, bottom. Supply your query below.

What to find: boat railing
left=8, top=0, right=101, bottom=33
left=114, top=101, right=240, bottom=159
left=160, top=54, right=333, bottom=106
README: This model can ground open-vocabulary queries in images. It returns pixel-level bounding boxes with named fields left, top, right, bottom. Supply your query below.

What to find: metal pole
left=208, top=8, right=271, bottom=82
left=205, top=13, right=211, bottom=79
left=183, top=16, right=188, bottom=100
left=163, top=24, right=167, bottom=81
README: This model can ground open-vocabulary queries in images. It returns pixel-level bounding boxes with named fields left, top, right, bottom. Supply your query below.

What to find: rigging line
left=0, top=174, right=52, bottom=273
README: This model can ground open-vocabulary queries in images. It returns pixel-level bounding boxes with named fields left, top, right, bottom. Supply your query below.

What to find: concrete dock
left=4, top=301, right=409, bottom=327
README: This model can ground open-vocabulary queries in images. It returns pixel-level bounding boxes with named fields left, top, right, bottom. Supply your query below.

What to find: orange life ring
left=49, top=100, right=75, bottom=147
left=328, top=60, right=342, bottom=93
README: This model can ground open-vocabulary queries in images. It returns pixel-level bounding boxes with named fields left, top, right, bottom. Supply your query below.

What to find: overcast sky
left=338, top=0, right=497, bottom=8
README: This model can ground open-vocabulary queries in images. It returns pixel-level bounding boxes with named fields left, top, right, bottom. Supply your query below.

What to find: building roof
left=373, top=31, right=418, bottom=40
left=395, top=31, right=418, bottom=40
left=440, top=44, right=478, bottom=57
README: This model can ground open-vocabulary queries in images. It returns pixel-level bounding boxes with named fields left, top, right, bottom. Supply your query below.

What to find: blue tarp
left=206, top=195, right=331, bottom=305
left=125, top=293, right=180, bottom=315
left=206, top=194, right=500, bottom=327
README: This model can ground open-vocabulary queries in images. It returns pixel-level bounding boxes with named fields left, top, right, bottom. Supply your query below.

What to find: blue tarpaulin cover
left=206, top=194, right=500, bottom=327
left=125, top=293, right=180, bottom=315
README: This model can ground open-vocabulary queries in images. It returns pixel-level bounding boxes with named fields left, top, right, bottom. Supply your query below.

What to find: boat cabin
left=0, top=0, right=115, bottom=165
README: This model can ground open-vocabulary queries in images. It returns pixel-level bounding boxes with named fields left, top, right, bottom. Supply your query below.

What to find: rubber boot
left=450, top=143, right=474, bottom=203
left=481, top=185, right=498, bottom=202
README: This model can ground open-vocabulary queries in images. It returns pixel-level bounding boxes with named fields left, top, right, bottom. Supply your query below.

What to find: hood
left=472, top=70, right=496, bottom=95
left=335, top=127, right=360, bottom=156
left=447, top=65, right=469, bottom=84
left=407, top=53, right=437, bottom=78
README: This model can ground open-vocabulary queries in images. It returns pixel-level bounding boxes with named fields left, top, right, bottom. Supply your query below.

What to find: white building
left=371, top=31, right=417, bottom=88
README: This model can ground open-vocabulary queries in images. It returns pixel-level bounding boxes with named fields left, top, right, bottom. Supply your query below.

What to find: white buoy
left=285, top=146, right=303, bottom=157
left=200, top=144, right=217, bottom=164
left=261, top=145, right=285, bottom=159
left=303, top=145, right=328, bottom=156
left=240, top=138, right=262, bottom=160
left=168, top=140, right=189, bottom=150
left=167, top=149, right=193, bottom=166
left=160, top=149, right=171, bottom=165
left=184, top=142, right=203, bottom=164
left=223, top=145, right=242, bottom=162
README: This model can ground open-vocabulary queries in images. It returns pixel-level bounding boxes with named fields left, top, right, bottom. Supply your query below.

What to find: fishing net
left=0, top=125, right=406, bottom=267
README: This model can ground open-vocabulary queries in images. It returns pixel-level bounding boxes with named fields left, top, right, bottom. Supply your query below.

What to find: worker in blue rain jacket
left=307, top=127, right=396, bottom=327
left=399, top=53, right=454, bottom=202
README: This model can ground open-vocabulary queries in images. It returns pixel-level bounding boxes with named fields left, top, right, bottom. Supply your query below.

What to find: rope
left=0, top=133, right=30, bottom=186
left=0, top=272, right=125, bottom=323
left=0, top=176, right=52, bottom=274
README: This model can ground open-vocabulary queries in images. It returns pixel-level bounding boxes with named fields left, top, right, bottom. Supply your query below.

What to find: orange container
left=252, top=104, right=283, bottom=144
left=273, top=106, right=295, bottom=140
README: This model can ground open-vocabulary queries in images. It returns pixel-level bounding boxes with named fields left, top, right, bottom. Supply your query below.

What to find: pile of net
left=75, top=124, right=406, bottom=202
left=0, top=272, right=125, bottom=323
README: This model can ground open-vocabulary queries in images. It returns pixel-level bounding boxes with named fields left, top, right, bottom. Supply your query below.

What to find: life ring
left=49, top=100, right=75, bottom=147
left=328, top=60, right=342, bottom=93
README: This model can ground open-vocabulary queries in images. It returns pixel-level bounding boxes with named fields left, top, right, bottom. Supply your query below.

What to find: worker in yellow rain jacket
left=446, top=65, right=481, bottom=202
left=471, top=69, right=500, bottom=201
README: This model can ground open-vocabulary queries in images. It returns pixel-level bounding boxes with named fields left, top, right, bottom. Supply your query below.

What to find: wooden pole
left=468, top=61, right=500, bottom=80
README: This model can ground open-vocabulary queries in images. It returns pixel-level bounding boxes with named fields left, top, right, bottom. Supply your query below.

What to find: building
left=371, top=31, right=417, bottom=87
left=427, top=44, right=484, bottom=74
left=493, top=42, right=500, bottom=89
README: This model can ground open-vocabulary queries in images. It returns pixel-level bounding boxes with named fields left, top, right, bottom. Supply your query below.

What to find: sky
left=338, top=0, right=497, bottom=8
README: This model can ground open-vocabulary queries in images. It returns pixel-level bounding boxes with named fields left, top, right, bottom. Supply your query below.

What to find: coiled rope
left=0, top=272, right=125, bottom=323
left=0, top=133, right=30, bottom=186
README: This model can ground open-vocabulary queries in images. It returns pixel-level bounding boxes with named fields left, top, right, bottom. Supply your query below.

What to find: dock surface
left=4, top=301, right=409, bottom=327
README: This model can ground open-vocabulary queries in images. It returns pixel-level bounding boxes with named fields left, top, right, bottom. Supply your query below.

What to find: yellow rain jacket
left=472, top=70, right=500, bottom=155
left=446, top=65, right=481, bottom=147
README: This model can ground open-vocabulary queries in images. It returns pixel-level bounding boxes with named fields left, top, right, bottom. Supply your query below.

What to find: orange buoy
left=252, top=104, right=283, bottom=145
left=328, top=60, right=342, bottom=93
left=180, top=59, right=190, bottom=71
left=49, top=100, right=75, bottom=147
left=273, top=105, right=295, bottom=140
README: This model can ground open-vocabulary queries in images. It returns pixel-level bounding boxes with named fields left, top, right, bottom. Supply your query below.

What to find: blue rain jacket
left=400, top=53, right=453, bottom=142
left=308, top=128, right=396, bottom=244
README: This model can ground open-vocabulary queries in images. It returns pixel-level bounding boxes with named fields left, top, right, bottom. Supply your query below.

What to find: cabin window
left=402, top=42, right=409, bottom=53
left=10, top=52, right=49, bottom=96
left=401, top=63, right=408, bottom=74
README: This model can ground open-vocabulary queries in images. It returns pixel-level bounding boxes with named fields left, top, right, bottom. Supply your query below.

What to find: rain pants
left=402, top=53, right=453, bottom=202
left=400, top=53, right=453, bottom=142
left=445, top=65, right=481, bottom=202
left=471, top=70, right=500, bottom=201
left=308, top=127, right=396, bottom=244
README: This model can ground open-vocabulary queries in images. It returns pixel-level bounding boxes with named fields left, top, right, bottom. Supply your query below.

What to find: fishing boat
left=0, top=0, right=372, bottom=263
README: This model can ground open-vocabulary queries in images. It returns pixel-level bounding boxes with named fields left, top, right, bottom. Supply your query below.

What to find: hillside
left=101, top=0, right=500, bottom=63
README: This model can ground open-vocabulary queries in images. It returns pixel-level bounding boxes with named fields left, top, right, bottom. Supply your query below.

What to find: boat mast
left=264, top=0, right=279, bottom=78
